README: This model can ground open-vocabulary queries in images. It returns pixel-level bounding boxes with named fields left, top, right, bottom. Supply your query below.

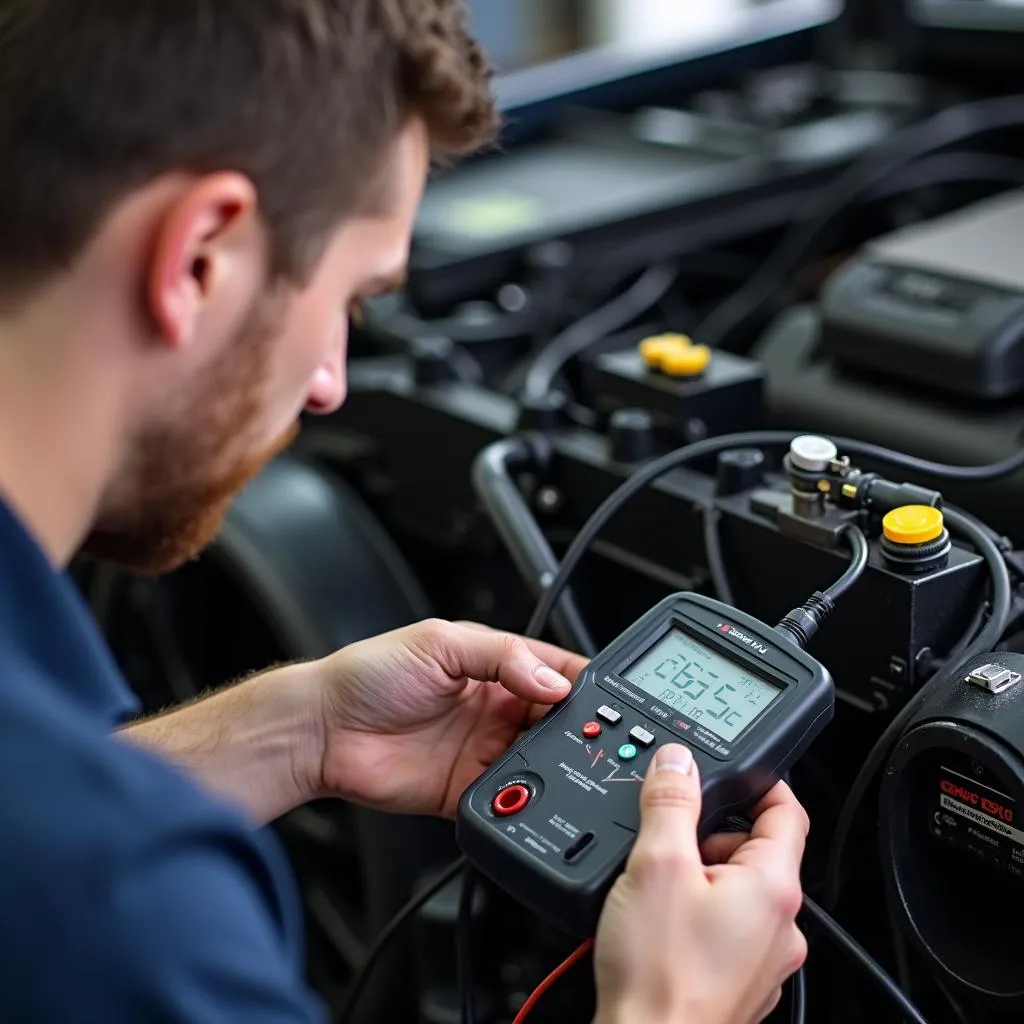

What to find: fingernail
left=656, top=745, right=694, bottom=775
left=535, top=666, right=571, bottom=691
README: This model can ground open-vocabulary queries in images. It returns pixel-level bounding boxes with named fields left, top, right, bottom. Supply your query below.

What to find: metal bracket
left=966, top=663, right=1022, bottom=695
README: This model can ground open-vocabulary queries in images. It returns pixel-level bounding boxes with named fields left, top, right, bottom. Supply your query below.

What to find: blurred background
left=464, top=0, right=837, bottom=72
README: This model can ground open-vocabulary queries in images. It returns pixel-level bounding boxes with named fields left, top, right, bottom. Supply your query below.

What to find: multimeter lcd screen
left=623, top=628, right=781, bottom=742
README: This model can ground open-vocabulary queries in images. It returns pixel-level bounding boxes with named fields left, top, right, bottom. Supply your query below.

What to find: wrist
left=121, top=660, right=330, bottom=822
left=594, top=996, right=697, bottom=1024
left=594, top=1008, right=669, bottom=1024
left=593, top=1001, right=641, bottom=1024
left=260, top=661, right=330, bottom=809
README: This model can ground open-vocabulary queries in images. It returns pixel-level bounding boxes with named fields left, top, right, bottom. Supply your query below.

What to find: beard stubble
left=81, top=291, right=300, bottom=576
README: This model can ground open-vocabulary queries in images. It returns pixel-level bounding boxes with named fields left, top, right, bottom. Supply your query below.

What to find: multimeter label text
left=558, top=761, right=610, bottom=796
left=684, top=724, right=733, bottom=757
left=502, top=820, right=562, bottom=857
left=601, top=675, right=647, bottom=704
left=548, top=814, right=581, bottom=840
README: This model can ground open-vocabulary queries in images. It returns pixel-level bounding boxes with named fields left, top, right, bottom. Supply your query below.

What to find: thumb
left=629, top=744, right=703, bottom=869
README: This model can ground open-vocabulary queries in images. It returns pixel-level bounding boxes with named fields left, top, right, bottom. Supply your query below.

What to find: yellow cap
left=639, top=333, right=711, bottom=378
left=639, top=333, right=688, bottom=364
left=883, top=505, right=945, bottom=545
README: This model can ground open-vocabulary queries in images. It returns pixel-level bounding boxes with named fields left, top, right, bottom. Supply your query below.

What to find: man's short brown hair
left=0, top=0, right=498, bottom=299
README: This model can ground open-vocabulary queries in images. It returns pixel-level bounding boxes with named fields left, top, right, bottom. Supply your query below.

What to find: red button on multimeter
left=582, top=721, right=602, bottom=739
left=492, top=784, right=531, bottom=817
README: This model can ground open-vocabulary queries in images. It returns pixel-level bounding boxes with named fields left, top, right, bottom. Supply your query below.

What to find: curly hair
left=0, top=0, right=499, bottom=296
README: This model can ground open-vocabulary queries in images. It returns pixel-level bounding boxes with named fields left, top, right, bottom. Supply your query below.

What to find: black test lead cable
left=457, top=865, right=477, bottom=1024
left=803, top=896, right=929, bottom=1024
left=337, top=857, right=467, bottom=1024
left=526, top=431, right=1021, bottom=641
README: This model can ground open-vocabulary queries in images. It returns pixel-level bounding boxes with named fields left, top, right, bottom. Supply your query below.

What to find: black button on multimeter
left=456, top=592, right=835, bottom=937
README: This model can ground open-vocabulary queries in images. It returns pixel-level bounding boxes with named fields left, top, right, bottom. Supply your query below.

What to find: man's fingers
left=518, top=637, right=588, bottom=684
left=626, top=745, right=704, bottom=876
left=700, top=831, right=749, bottom=865
left=724, top=782, right=808, bottom=914
left=754, top=785, right=809, bottom=853
left=453, top=620, right=590, bottom=682
left=750, top=780, right=807, bottom=826
left=418, top=620, right=573, bottom=703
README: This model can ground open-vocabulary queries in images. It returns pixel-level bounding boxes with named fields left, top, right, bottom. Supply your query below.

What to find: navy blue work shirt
left=0, top=498, right=325, bottom=1021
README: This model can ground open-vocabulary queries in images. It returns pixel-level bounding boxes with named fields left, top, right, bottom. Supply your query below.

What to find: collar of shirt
left=0, top=497, right=140, bottom=725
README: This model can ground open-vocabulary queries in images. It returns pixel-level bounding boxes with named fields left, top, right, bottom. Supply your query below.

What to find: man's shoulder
left=0, top=657, right=324, bottom=1022
left=0, top=653, right=239, bottom=846
left=0, top=649, right=269, bottom=899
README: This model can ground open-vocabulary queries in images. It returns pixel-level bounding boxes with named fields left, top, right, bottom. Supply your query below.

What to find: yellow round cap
left=661, top=344, right=711, bottom=376
left=883, top=505, right=945, bottom=545
left=639, top=333, right=689, bottom=364
left=638, top=333, right=711, bottom=377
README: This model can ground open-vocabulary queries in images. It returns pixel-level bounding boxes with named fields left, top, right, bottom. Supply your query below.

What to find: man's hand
left=594, top=744, right=809, bottom=1024
left=312, top=619, right=587, bottom=818
left=121, top=617, right=584, bottom=824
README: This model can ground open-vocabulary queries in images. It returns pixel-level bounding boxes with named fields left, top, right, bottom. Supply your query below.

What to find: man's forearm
left=119, top=663, right=326, bottom=823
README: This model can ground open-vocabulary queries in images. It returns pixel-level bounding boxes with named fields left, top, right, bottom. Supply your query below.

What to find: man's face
left=83, top=119, right=430, bottom=575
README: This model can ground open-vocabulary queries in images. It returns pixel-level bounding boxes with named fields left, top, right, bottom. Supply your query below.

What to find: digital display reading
left=623, top=628, right=781, bottom=743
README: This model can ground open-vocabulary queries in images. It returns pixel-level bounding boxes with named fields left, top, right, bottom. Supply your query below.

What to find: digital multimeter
left=456, top=592, right=834, bottom=937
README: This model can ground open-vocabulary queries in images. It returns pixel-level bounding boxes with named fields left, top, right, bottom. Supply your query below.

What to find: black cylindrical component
left=774, top=592, right=835, bottom=649
left=716, top=447, right=767, bottom=495
left=410, top=335, right=458, bottom=387
left=525, top=239, right=574, bottom=276
left=880, top=651, right=1024, bottom=1018
left=879, top=505, right=953, bottom=574
left=864, top=478, right=944, bottom=514
left=523, top=240, right=574, bottom=338
left=471, top=437, right=596, bottom=656
left=609, top=408, right=656, bottom=464
left=788, top=434, right=838, bottom=473
left=880, top=528, right=952, bottom=573
left=785, top=436, right=836, bottom=517
left=516, top=391, right=569, bottom=432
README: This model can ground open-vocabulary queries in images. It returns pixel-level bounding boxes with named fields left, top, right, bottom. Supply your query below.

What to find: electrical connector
left=775, top=592, right=835, bottom=649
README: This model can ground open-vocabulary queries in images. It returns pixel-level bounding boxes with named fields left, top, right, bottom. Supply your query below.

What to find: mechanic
left=0, top=2, right=808, bottom=1022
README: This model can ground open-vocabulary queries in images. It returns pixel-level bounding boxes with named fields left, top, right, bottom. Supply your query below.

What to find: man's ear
left=146, top=172, right=262, bottom=349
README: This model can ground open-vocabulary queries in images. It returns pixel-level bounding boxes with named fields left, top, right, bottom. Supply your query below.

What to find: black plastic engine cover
left=817, top=189, right=1024, bottom=401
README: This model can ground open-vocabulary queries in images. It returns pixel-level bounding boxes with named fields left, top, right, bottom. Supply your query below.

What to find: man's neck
left=0, top=293, right=129, bottom=569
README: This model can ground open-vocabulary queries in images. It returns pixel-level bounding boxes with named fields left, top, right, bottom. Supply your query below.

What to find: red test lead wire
left=512, top=938, right=595, bottom=1024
